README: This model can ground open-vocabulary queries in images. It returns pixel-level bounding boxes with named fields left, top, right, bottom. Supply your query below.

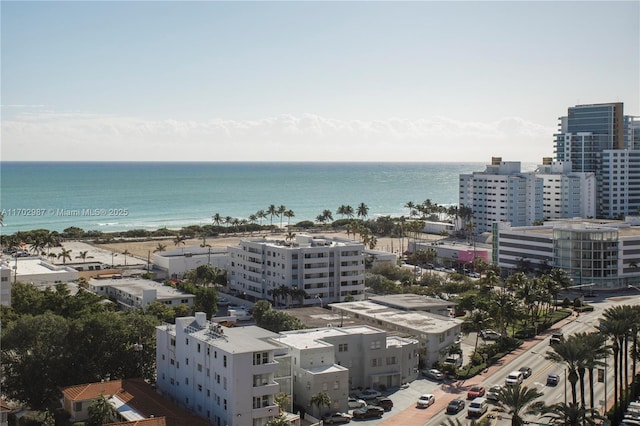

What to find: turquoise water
left=0, top=161, right=488, bottom=233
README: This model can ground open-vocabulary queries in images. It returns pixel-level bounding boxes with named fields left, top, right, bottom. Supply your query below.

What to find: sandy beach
left=92, top=230, right=442, bottom=260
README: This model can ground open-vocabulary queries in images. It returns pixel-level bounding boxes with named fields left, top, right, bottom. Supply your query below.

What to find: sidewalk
left=379, top=314, right=578, bottom=425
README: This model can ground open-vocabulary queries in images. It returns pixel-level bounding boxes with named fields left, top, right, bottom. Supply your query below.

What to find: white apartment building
left=329, top=301, right=462, bottom=368
left=0, top=264, right=12, bottom=307
left=152, top=246, right=228, bottom=280
left=227, top=235, right=365, bottom=305
left=278, top=325, right=418, bottom=402
left=89, top=277, right=194, bottom=310
left=535, top=158, right=596, bottom=220
left=493, top=218, right=640, bottom=290
left=600, top=149, right=640, bottom=219
left=156, top=314, right=293, bottom=426
left=459, top=157, right=544, bottom=233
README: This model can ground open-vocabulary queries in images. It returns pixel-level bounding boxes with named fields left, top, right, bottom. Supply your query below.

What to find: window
left=254, top=352, right=269, bottom=365
left=74, top=402, right=82, bottom=412
left=186, top=358, right=189, bottom=365
left=198, top=384, right=202, bottom=392
left=197, top=343, right=201, bottom=353
left=223, top=355, right=227, bottom=367
left=386, top=356, right=397, bottom=365
left=253, top=395, right=269, bottom=409
left=185, top=377, right=189, bottom=385
left=224, top=399, right=227, bottom=410
left=185, top=338, right=189, bottom=345
left=197, top=363, right=202, bottom=372
left=338, top=343, right=348, bottom=352
left=223, top=377, right=227, bottom=390
left=334, top=381, right=340, bottom=390
left=170, top=338, right=175, bottom=346
left=370, top=341, right=382, bottom=350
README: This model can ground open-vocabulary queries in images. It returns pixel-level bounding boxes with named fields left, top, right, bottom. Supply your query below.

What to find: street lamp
left=628, top=285, right=640, bottom=293
left=111, top=252, right=118, bottom=267
left=315, top=294, right=323, bottom=309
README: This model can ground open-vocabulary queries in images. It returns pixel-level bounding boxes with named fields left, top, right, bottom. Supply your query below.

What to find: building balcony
left=252, top=404, right=280, bottom=419
left=252, top=381, right=280, bottom=396
left=252, top=360, right=279, bottom=375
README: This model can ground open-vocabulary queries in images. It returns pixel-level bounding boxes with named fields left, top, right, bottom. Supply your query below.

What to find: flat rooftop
left=284, top=307, right=394, bottom=330
left=330, top=301, right=462, bottom=334
left=91, top=278, right=194, bottom=299
left=13, top=258, right=75, bottom=276
left=499, top=219, right=640, bottom=238
left=278, top=325, right=384, bottom=350
left=368, top=294, right=455, bottom=310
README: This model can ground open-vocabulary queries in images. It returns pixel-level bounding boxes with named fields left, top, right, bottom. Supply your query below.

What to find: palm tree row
left=267, top=284, right=308, bottom=308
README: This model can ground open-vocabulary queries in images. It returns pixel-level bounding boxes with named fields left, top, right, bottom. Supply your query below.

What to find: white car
left=416, top=394, right=436, bottom=408
left=348, top=397, right=366, bottom=409
left=356, top=388, right=382, bottom=400
left=422, top=368, right=445, bottom=381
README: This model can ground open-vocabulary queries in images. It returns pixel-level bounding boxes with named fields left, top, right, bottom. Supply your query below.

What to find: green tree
left=357, top=202, right=369, bottom=221
left=494, top=384, right=548, bottom=426
left=57, top=248, right=72, bottom=264
left=87, top=393, right=117, bottom=426
left=309, top=391, right=332, bottom=417
left=545, top=335, right=585, bottom=406
left=543, top=402, right=602, bottom=426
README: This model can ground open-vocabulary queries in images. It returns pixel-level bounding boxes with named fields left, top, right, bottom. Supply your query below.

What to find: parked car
left=468, top=397, right=488, bottom=417
left=443, top=354, right=463, bottom=368
left=480, top=329, right=502, bottom=340
left=348, top=397, right=366, bottom=409
left=321, top=412, right=352, bottom=424
left=356, top=388, right=382, bottom=400
left=486, top=385, right=503, bottom=401
left=467, top=272, right=481, bottom=278
left=352, top=405, right=384, bottom=419
left=446, top=399, right=465, bottom=414
left=467, top=386, right=486, bottom=399
left=422, top=368, right=445, bottom=381
left=519, top=367, right=533, bottom=378
left=373, top=397, right=393, bottom=411
left=416, top=394, right=436, bottom=408
left=547, top=373, right=560, bottom=386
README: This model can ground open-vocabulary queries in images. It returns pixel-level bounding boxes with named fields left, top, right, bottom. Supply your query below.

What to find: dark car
left=321, top=412, right=352, bottom=424
left=547, top=373, right=560, bottom=386
left=373, top=397, right=393, bottom=411
left=519, top=367, right=533, bottom=378
left=550, top=333, right=564, bottom=345
left=446, top=399, right=465, bottom=414
left=352, top=405, right=384, bottom=419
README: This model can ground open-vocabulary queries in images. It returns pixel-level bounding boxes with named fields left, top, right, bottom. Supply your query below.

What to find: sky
left=1, top=1, right=638, bottom=162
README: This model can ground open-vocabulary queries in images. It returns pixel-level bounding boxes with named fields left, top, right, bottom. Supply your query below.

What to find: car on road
left=505, top=371, right=524, bottom=386
left=356, top=388, right=382, bottom=400
left=547, top=373, right=560, bottom=386
left=446, top=399, right=465, bottom=414
left=348, top=397, right=366, bottom=409
left=550, top=332, right=564, bottom=345
left=352, top=406, right=384, bottom=419
left=373, top=397, right=393, bottom=411
left=422, top=368, right=445, bottom=381
left=467, top=386, right=486, bottom=399
left=519, top=367, right=533, bottom=378
left=480, top=329, right=502, bottom=340
left=468, top=397, right=488, bottom=417
left=416, top=394, right=436, bottom=409
left=321, top=412, right=352, bottom=424
left=486, top=385, right=503, bottom=401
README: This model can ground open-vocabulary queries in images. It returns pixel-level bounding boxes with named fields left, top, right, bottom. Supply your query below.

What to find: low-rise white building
left=494, top=218, right=640, bottom=290
left=368, top=294, right=455, bottom=318
left=89, top=277, right=194, bottom=310
left=152, top=246, right=228, bottom=280
left=329, top=301, right=462, bottom=368
left=156, top=314, right=293, bottom=426
left=9, top=257, right=78, bottom=286
left=278, top=325, right=418, bottom=403
left=0, top=264, right=11, bottom=306
left=228, top=235, right=365, bottom=305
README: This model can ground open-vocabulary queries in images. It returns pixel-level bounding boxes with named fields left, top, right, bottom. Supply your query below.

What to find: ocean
left=1, top=161, right=502, bottom=234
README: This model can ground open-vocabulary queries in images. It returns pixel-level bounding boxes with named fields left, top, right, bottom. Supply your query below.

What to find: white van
left=443, top=354, right=463, bottom=368
left=467, top=397, right=488, bottom=417
left=505, top=370, right=524, bottom=386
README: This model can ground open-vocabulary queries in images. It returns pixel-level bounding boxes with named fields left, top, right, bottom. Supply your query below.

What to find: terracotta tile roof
left=108, top=417, right=167, bottom=426
left=62, top=379, right=209, bottom=426
left=61, top=380, right=124, bottom=401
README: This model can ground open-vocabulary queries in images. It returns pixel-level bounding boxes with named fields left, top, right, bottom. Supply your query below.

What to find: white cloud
left=1, top=111, right=555, bottom=162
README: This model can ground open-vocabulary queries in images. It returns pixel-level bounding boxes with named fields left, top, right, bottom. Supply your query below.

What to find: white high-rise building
left=156, top=313, right=292, bottom=426
left=459, top=157, right=544, bottom=233
left=535, top=158, right=596, bottom=220
left=227, top=235, right=365, bottom=305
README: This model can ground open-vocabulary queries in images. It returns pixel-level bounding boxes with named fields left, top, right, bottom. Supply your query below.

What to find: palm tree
left=57, top=248, right=72, bottom=264
left=357, top=202, right=369, bottom=221
left=277, top=205, right=287, bottom=230
left=284, top=209, right=295, bottom=228
left=267, top=205, right=277, bottom=231
left=545, top=335, right=585, bottom=405
left=285, top=230, right=296, bottom=242
left=466, top=309, right=489, bottom=370
left=321, top=209, right=333, bottom=226
left=173, top=236, right=186, bottom=247
left=212, top=212, right=222, bottom=231
left=154, top=243, right=167, bottom=253
left=309, top=391, right=332, bottom=418
left=336, top=205, right=347, bottom=219
left=75, top=250, right=89, bottom=261
left=87, top=393, right=116, bottom=426
left=344, top=205, right=354, bottom=219
left=256, top=209, right=267, bottom=229
left=575, top=332, right=608, bottom=410
left=122, top=249, right=131, bottom=266
left=543, top=402, right=602, bottom=426
left=273, top=392, right=291, bottom=415
left=494, top=384, right=547, bottom=426
left=224, top=216, right=233, bottom=234
left=405, top=201, right=416, bottom=219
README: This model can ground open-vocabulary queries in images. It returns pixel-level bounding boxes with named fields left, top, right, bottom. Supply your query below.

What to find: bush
left=562, top=297, right=572, bottom=307
left=295, top=220, right=315, bottom=229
